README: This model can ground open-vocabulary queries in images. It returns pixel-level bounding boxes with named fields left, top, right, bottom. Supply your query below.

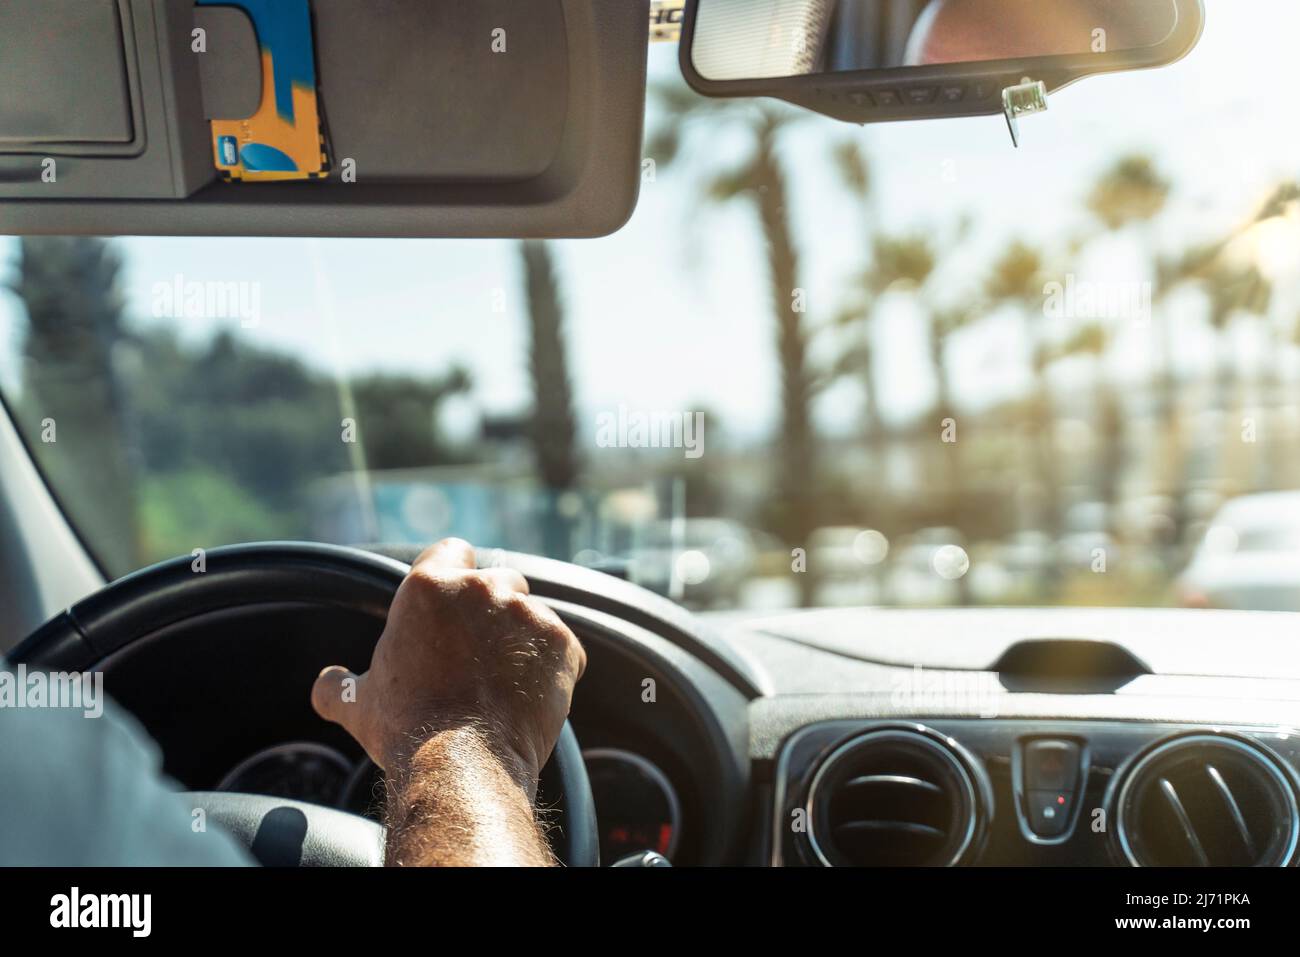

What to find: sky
left=3, top=0, right=1300, bottom=443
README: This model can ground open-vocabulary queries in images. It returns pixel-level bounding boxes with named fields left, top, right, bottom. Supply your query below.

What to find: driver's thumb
left=312, top=665, right=362, bottom=728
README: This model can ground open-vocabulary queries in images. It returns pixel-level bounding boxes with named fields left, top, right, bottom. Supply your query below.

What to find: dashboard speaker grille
left=1115, top=735, right=1299, bottom=867
left=806, top=727, right=980, bottom=866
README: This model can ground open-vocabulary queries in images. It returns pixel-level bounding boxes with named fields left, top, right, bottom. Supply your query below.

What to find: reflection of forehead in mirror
left=693, top=0, right=839, bottom=80
left=905, top=0, right=1180, bottom=66
left=692, top=0, right=1182, bottom=80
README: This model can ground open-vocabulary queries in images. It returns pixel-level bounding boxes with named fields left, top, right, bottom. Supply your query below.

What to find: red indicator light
left=1057, top=796, right=1066, bottom=805
left=657, top=823, right=673, bottom=855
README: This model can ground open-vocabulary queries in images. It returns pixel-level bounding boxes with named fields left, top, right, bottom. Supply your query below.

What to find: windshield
left=4, top=1, right=1300, bottom=614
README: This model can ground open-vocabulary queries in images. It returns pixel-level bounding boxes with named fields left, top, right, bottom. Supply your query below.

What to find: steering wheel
left=10, top=542, right=600, bottom=867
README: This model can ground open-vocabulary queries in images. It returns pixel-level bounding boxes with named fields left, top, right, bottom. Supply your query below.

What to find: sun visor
left=0, top=0, right=650, bottom=238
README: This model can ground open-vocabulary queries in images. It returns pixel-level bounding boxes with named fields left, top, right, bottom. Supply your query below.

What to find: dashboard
left=187, top=602, right=1300, bottom=868
left=216, top=740, right=685, bottom=862
left=74, top=557, right=754, bottom=866
left=218, top=742, right=362, bottom=812
left=46, top=544, right=1300, bottom=868
left=769, top=719, right=1300, bottom=866
left=737, top=606, right=1300, bottom=867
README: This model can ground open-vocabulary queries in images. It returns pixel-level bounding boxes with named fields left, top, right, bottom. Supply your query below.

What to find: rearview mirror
left=680, top=0, right=1204, bottom=128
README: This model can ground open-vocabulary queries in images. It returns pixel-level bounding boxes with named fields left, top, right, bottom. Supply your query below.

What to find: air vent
left=806, top=727, right=984, bottom=866
left=1114, top=735, right=1299, bottom=867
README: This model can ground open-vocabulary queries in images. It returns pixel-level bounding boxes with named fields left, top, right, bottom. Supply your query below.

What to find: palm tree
left=982, top=240, right=1067, bottom=539
left=520, top=240, right=580, bottom=560
left=861, top=233, right=953, bottom=416
left=647, top=86, right=821, bottom=595
left=1087, top=156, right=1170, bottom=230
left=851, top=230, right=977, bottom=604
left=1254, top=182, right=1300, bottom=487
left=1254, top=181, right=1300, bottom=368
left=846, top=231, right=974, bottom=530
left=1201, top=259, right=1271, bottom=417
left=1065, top=322, right=1125, bottom=513
left=1152, top=240, right=1272, bottom=491
left=1084, top=155, right=1190, bottom=545
left=828, top=140, right=888, bottom=457
left=1232, top=182, right=1296, bottom=488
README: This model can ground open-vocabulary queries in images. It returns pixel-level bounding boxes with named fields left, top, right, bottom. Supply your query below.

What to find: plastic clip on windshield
left=1002, top=79, right=1048, bottom=148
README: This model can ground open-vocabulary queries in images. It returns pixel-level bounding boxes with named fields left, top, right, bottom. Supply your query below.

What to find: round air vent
left=806, top=727, right=985, bottom=866
left=1114, top=734, right=1299, bottom=867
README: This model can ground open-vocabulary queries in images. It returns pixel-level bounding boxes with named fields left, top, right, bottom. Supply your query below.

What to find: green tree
left=128, top=329, right=349, bottom=519
left=352, top=367, right=471, bottom=471
left=10, top=237, right=139, bottom=571
left=95, top=324, right=471, bottom=567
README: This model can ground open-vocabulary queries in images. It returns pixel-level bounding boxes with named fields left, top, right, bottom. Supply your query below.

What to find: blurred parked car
left=621, top=518, right=758, bottom=608
left=807, top=526, right=889, bottom=606
left=884, top=527, right=967, bottom=607
left=1178, top=492, right=1300, bottom=611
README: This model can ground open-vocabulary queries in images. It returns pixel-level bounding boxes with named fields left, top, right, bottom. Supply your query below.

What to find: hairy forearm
left=383, top=725, right=554, bottom=867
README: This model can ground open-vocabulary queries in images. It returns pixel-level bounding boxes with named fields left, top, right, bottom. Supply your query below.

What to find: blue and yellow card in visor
left=198, top=0, right=328, bottom=181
